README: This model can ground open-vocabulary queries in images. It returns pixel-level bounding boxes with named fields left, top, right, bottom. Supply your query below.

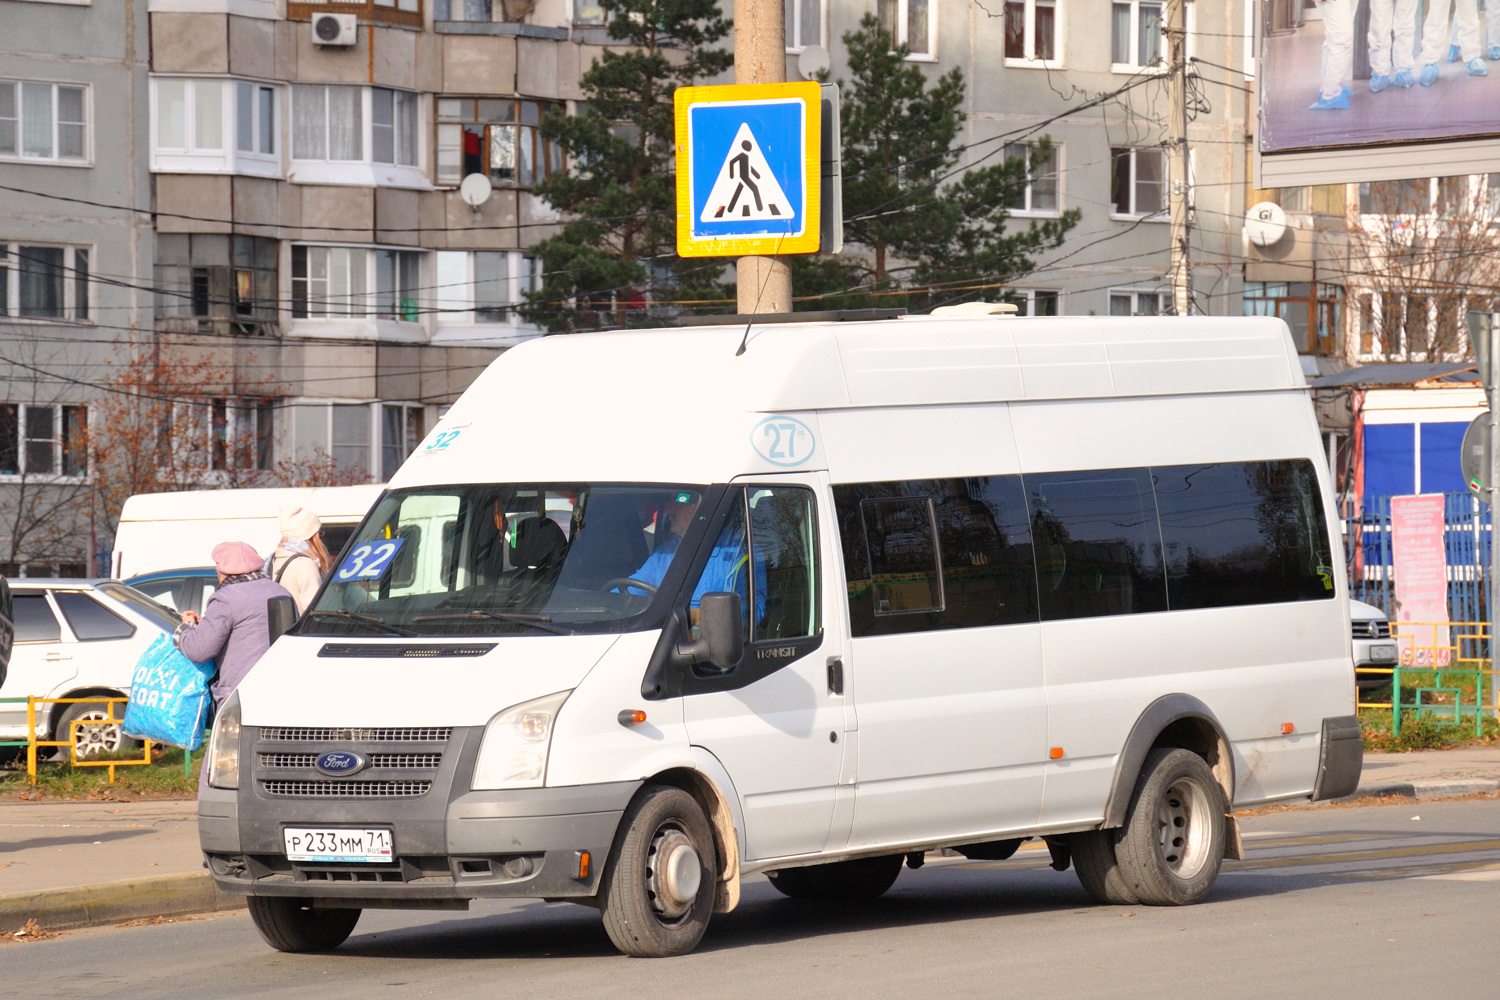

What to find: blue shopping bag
left=121, top=634, right=216, bottom=751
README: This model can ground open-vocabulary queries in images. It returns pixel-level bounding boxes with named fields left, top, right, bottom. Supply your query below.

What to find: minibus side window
left=833, top=477, right=1038, bottom=637
left=748, top=486, right=819, bottom=641
left=1027, top=468, right=1167, bottom=621
left=1154, top=458, right=1335, bottom=609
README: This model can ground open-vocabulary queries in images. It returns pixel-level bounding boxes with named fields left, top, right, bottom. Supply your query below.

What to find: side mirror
left=676, top=592, right=745, bottom=671
left=267, top=595, right=298, bottom=644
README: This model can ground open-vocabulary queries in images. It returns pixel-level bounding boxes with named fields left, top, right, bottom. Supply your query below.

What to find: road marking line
left=1225, top=838, right=1500, bottom=871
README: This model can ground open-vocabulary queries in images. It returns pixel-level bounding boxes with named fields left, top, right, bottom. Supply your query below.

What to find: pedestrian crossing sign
left=674, top=82, right=821, bottom=257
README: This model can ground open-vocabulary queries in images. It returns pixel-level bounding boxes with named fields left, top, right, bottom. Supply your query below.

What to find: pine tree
left=522, top=0, right=733, bottom=332
left=794, top=15, right=1081, bottom=311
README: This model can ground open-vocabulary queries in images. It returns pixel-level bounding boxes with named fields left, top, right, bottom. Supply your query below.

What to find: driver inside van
left=620, top=493, right=767, bottom=625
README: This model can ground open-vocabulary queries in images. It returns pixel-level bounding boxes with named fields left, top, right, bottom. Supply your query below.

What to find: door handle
left=826, top=657, right=844, bottom=695
left=43, top=652, right=72, bottom=661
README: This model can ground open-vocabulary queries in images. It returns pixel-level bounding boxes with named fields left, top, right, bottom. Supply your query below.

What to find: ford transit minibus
left=199, top=314, right=1361, bottom=957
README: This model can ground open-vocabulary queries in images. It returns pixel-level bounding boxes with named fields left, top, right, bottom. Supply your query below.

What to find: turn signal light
left=1282, top=723, right=1295, bottom=735
left=618, top=709, right=647, bottom=727
left=1050, top=747, right=1065, bottom=759
left=576, top=850, right=591, bottom=879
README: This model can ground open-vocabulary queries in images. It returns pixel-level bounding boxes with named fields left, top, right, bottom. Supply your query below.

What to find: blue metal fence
left=1342, top=492, right=1491, bottom=622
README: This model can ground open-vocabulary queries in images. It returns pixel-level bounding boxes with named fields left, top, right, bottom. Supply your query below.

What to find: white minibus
left=199, top=314, right=1361, bottom=958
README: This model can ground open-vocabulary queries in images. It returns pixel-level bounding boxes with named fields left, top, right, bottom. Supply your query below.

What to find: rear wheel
left=246, top=897, right=361, bottom=952
left=1113, top=748, right=1226, bottom=906
left=55, top=700, right=139, bottom=760
left=599, top=784, right=717, bottom=957
left=1070, top=830, right=1139, bottom=904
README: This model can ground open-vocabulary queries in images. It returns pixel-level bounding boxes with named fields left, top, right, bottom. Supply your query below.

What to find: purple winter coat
left=174, top=575, right=293, bottom=706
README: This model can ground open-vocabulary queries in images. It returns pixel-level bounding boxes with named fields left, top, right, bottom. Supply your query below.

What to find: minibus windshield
left=299, top=483, right=707, bottom=636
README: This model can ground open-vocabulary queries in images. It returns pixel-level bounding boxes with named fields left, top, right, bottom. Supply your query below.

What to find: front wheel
left=246, top=897, right=361, bottom=952
left=1113, top=748, right=1226, bottom=906
left=599, top=785, right=717, bottom=957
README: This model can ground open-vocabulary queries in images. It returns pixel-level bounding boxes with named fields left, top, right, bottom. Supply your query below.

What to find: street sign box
left=674, top=82, right=821, bottom=257
left=1462, top=413, right=1492, bottom=502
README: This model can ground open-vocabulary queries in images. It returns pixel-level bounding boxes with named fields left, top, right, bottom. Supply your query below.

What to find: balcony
left=287, top=1, right=424, bottom=28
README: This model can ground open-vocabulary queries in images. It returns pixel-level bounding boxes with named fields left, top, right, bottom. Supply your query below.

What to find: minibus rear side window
left=1154, top=458, right=1336, bottom=609
left=1027, top=468, right=1167, bottom=621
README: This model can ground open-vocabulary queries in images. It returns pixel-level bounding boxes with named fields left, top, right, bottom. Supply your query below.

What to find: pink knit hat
left=212, top=541, right=264, bottom=575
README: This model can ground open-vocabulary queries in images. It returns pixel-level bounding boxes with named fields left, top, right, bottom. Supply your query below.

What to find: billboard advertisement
left=1257, top=0, right=1500, bottom=186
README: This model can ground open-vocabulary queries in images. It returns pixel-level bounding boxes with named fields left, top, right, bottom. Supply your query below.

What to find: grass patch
left=1360, top=702, right=1500, bottom=752
left=0, top=745, right=201, bottom=800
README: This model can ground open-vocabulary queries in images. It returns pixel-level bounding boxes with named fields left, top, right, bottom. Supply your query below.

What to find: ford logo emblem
left=315, top=751, right=367, bottom=777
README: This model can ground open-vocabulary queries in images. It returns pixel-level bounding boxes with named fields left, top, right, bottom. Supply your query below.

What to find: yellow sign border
left=674, top=82, right=821, bottom=258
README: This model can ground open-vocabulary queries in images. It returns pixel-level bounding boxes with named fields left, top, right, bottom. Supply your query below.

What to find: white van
left=112, top=484, right=387, bottom=580
left=199, top=315, right=1362, bottom=958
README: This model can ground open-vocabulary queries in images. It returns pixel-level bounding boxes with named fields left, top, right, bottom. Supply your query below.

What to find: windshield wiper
left=301, top=610, right=420, bottom=637
left=411, top=610, right=573, bottom=636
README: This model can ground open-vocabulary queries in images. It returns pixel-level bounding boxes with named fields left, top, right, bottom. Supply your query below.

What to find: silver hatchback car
left=1350, top=599, right=1397, bottom=692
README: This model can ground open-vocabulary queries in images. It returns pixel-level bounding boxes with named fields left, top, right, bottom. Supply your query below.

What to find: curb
left=0, top=873, right=245, bottom=936
left=1341, top=778, right=1500, bottom=802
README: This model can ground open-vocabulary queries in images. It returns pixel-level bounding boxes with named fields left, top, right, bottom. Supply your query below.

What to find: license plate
left=1371, top=645, right=1397, bottom=661
left=284, top=827, right=394, bottom=863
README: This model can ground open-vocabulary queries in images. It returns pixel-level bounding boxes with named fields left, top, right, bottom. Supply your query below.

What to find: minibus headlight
left=207, top=697, right=241, bottom=790
left=471, top=690, right=572, bottom=791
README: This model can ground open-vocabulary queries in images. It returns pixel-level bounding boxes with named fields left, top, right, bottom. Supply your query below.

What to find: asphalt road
left=8, top=797, right=1500, bottom=1000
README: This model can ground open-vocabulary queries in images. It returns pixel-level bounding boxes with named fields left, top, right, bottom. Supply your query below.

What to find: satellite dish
left=460, top=173, right=493, bottom=208
left=1245, top=201, right=1287, bottom=247
left=798, top=45, right=831, bottom=81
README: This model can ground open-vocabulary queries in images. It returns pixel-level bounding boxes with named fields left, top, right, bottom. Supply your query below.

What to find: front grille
left=260, top=779, right=432, bottom=798
left=258, top=753, right=443, bottom=770
left=259, top=727, right=452, bottom=743
left=1352, top=620, right=1392, bottom=639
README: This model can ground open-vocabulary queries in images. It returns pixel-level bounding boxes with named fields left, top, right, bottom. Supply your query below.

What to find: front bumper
left=199, top=723, right=640, bottom=902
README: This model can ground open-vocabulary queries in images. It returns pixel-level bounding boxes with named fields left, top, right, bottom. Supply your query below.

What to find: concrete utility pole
left=1489, top=321, right=1500, bottom=712
left=1166, top=0, right=1191, bottom=316
left=734, top=0, right=792, bottom=314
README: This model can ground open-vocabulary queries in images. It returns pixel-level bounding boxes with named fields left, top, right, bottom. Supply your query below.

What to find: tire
left=765, top=866, right=820, bottom=899
left=1113, top=748, right=1227, bottom=906
left=55, top=700, right=140, bottom=760
left=1070, top=830, right=1139, bottom=904
left=599, top=784, right=717, bottom=957
left=768, top=854, right=903, bottom=902
left=246, top=897, right=361, bottom=952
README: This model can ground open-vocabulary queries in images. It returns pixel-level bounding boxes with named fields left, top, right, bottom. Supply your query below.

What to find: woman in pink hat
left=175, top=541, right=293, bottom=710
left=268, top=505, right=332, bottom=615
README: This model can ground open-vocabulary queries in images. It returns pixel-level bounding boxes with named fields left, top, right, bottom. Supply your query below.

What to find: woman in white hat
left=269, top=504, right=332, bottom=615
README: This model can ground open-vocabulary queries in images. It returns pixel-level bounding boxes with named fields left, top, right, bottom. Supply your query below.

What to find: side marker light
left=1282, top=723, right=1295, bottom=735
left=618, top=709, right=647, bottom=727
left=1050, top=747, right=1064, bottom=759
left=576, top=850, right=591, bottom=879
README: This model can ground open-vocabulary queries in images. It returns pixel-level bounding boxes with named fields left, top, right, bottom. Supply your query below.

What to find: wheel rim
left=646, top=824, right=702, bottom=921
left=72, top=710, right=123, bottom=757
left=1155, top=775, right=1213, bottom=879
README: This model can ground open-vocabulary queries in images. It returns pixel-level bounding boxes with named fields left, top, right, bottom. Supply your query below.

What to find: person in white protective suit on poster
left=1368, top=0, right=1419, bottom=89
left=1486, top=0, right=1500, bottom=59
left=1418, top=0, right=1485, bottom=83
left=1311, top=0, right=1356, bottom=108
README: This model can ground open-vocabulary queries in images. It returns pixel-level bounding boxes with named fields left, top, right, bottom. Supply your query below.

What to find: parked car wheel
left=599, top=784, right=717, bottom=957
left=55, top=700, right=139, bottom=759
left=246, top=897, right=361, bottom=953
left=1114, top=748, right=1226, bottom=906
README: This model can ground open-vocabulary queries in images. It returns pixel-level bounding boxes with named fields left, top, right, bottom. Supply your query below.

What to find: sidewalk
left=4, top=748, right=1500, bottom=936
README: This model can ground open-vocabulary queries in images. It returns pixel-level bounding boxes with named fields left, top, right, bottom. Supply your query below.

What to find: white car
left=0, top=580, right=179, bottom=756
left=1350, top=599, right=1398, bottom=692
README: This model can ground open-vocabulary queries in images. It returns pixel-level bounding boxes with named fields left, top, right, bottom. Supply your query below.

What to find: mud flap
left=1223, top=813, right=1243, bottom=861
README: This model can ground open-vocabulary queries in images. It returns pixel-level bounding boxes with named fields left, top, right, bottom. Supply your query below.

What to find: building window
left=154, top=234, right=278, bottom=336
left=287, top=1, right=423, bottom=28
left=1002, top=0, right=1059, bottom=65
left=236, top=81, right=277, bottom=157
left=1356, top=290, right=1447, bottom=359
left=435, top=97, right=562, bottom=187
left=372, top=88, right=419, bottom=166
left=1110, top=146, right=1166, bottom=218
left=573, top=0, right=605, bottom=22
left=0, top=80, right=88, bottom=163
left=293, top=84, right=363, bottom=162
left=152, top=77, right=279, bottom=175
left=155, top=78, right=222, bottom=153
left=1001, top=289, right=1060, bottom=315
left=1003, top=142, right=1060, bottom=216
left=1109, top=289, right=1166, bottom=315
left=1358, top=177, right=1466, bottom=216
left=0, top=243, right=90, bottom=321
left=435, top=0, right=492, bottom=17
left=878, top=0, right=936, bottom=57
left=786, top=0, right=823, bottom=51
left=1111, top=0, right=1161, bottom=68
left=292, top=244, right=424, bottom=322
left=1243, top=281, right=1342, bottom=355
left=381, top=403, right=426, bottom=480
left=434, top=249, right=537, bottom=324
left=0, top=403, right=87, bottom=479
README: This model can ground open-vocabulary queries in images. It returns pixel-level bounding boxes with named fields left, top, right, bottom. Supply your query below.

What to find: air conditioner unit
left=311, top=13, right=358, bottom=46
